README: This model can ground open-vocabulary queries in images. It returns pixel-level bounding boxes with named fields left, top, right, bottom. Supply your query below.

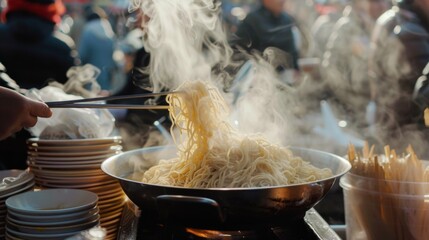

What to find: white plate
left=0, top=171, right=34, bottom=196
left=30, top=159, right=105, bottom=166
left=27, top=147, right=121, bottom=157
left=29, top=168, right=104, bottom=177
left=34, top=174, right=112, bottom=184
left=4, top=232, right=21, bottom=240
left=99, top=217, right=121, bottom=228
left=6, top=189, right=98, bottom=216
left=28, top=153, right=117, bottom=161
left=36, top=179, right=118, bottom=189
left=27, top=137, right=122, bottom=146
left=98, top=190, right=124, bottom=201
left=99, top=201, right=125, bottom=215
left=28, top=162, right=102, bottom=170
left=0, top=183, right=34, bottom=201
left=32, top=173, right=107, bottom=180
left=7, top=206, right=99, bottom=223
left=27, top=143, right=121, bottom=152
left=82, top=183, right=122, bottom=193
left=98, top=195, right=125, bottom=206
left=99, top=209, right=122, bottom=222
left=83, top=187, right=123, bottom=198
left=99, top=207, right=124, bottom=219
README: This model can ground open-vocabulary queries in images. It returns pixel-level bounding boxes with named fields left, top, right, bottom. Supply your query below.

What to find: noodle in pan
left=142, top=81, right=332, bottom=188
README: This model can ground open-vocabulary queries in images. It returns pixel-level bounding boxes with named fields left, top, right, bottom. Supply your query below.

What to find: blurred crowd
left=0, top=0, right=429, bottom=171
left=225, top=0, right=429, bottom=158
left=0, top=0, right=428, bottom=226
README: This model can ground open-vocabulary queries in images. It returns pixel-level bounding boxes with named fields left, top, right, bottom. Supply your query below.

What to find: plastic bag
left=26, top=85, right=115, bottom=139
left=65, top=227, right=106, bottom=240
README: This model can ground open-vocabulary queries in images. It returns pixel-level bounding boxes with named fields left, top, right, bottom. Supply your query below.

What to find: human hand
left=0, top=87, right=52, bottom=140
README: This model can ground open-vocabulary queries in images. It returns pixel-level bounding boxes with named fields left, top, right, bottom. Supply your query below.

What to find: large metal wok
left=101, top=146, right=351, bottom=228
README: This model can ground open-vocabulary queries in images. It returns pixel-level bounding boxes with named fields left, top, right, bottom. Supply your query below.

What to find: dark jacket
left=0, top=62, right=31, bottom=170
left=0, top=12, right=78, bottom=89
left=413, top=62, right=429, bottom=123
left=369, top=6, right=429, bottom=129
left=233, top=6, right=299, bottom=70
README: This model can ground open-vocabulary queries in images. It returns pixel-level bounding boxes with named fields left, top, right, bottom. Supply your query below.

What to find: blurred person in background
left=321, top=0, right=389, bottom=129
left=310, top=0, right=346, bottom=59
left=65, top=4, right=85, bottom=47
left=368, top=0, right=429, bottom=154
left=78, top=6, right=117, bottom=93
left=109, top=12, right=170, bottom=150
left=0, top=0, right=78, bottom=171
left=232, top=0, right=300, bottom=72
left=0, top=0, right=78, bottom=89
left=284, top=0, right=319, bottom=58
left=413, top=62, right=429, bottom=123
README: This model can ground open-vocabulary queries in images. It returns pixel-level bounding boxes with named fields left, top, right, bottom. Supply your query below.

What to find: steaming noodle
left=142, top=81, right=332, bottom=188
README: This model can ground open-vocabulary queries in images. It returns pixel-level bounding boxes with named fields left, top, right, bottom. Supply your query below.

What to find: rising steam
left=128, top=0, right=299, bottom=145
left=130, top=0, right=232, bottom=92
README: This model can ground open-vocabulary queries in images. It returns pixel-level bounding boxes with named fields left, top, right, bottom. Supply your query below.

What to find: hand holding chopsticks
left=45, top=91, right=175, bottom=110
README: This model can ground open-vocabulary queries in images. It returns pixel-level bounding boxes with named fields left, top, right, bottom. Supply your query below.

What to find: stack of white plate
left=5, top=189, right=99, bottom=240
left=27, top=137, right=126, bottom=239
left=0, top=170, right=35, bottom=238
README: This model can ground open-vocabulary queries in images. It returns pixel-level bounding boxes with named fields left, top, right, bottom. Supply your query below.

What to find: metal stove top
left=117, top=201, right=341, bottom=240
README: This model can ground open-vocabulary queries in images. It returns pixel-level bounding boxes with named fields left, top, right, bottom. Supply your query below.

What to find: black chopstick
left=45, top=91, right=175, bottom=106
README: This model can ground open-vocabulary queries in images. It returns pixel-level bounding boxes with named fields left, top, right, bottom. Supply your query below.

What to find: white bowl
left=6, top=225, right=84, bottom=239
left=7, top=214, right=100, bottom=234
left=7, top=206, right=99, bottom=223
left=7, top=210, right=99, bottom=227
left=6, top=189, right=97, bottom=216
left=6, top=215, right=99, bottom=234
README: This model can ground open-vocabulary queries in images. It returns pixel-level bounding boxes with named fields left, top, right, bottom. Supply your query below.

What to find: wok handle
left=156, top=195, right=226, bottom=224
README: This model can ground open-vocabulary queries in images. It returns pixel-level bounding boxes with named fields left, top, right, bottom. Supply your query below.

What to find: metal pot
left=101, top=146, right=351, bottom=228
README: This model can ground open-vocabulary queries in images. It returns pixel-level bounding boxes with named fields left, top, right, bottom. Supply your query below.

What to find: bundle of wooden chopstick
left=346, top=143, right=429, bottom=240
left=348, top=142, right=429, bottom=183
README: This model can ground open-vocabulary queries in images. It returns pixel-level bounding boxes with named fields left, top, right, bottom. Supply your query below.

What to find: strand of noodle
left=143, top=81, right=332, bottom=188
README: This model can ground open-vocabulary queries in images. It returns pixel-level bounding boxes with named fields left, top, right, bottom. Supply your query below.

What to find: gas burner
left=185, top=228, right=259, bottom=240
left=117, top=208, right=341, bottom=240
